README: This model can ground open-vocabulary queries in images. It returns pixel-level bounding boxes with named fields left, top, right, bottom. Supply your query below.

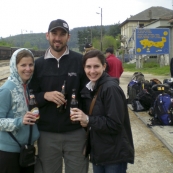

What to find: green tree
left=24, top=41, right=32, bottom=48
left=77, top=26, right=106, bottom=52
left=92, top=35, right=120, bottom=53
left=33, top=46, right=39, bottom=50
left=92, top=37, right=101, bottom=50
left=0, top=39, right=13, bottom=47
left=78, top=30, right=87, bottom=52
left=107, top=23, right=121, bottom=38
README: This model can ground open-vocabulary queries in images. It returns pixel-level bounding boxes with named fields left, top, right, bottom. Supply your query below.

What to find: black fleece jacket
left=29, top=50, right=88, bottom=133
left=81, top=72, right=134, bottom=165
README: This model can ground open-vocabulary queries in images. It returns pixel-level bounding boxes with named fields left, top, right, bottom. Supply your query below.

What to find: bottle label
left=30, top=107, right=40, bottom=119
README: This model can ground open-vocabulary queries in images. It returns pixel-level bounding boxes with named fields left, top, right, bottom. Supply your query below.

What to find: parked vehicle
left=0, top=46, right=45, bottom=60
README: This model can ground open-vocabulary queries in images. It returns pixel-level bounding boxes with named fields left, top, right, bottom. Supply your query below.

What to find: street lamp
left=96, top=7, right=103, bottom=51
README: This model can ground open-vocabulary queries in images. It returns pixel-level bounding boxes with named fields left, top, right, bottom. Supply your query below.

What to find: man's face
left=46, top=28, right=70, bottom=53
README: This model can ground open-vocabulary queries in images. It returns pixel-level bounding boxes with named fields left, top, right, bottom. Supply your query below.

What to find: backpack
left=132, top=99, right=145, bottom=112
left=127, top=80, right=142, bottom=104
left=135, top=89, right=153, bottom=110
left=127, top=72, right=145, bottom=104
left=131, top=72, right=145, bottom=82
left=163, top=78, right=173, bottom=89
left=150, top=78, right=162, bottom=86
left=149, top=83, right=170, bottom=107
left=141, top=80, right=150, bottom=90
left=149, top=93, right=173, bottom=126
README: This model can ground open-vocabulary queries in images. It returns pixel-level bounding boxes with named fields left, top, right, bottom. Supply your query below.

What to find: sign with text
left=135, top=28, right=170, bottom=55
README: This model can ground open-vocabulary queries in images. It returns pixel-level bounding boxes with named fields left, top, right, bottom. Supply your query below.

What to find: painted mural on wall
left=135, top=28, right=170, bottom=55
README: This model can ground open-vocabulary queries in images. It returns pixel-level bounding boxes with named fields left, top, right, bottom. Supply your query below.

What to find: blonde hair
left=83, top=47, right=96, bottom=55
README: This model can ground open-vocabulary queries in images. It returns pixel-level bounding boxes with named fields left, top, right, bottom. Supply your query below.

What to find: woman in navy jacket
left=70, top=50, right=134, bottom=173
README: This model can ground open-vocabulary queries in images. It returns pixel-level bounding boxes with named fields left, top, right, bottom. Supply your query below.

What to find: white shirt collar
left=86, top=81, right=96, bottom=91
left=44, top=47, right=69, bottom=60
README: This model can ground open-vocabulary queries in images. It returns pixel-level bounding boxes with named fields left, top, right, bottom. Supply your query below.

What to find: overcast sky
left=0, top=0, right=172, bottom=38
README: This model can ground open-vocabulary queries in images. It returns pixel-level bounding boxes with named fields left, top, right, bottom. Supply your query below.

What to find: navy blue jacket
left=81, top=72, right=134, bottom=165
left=29, top=50, right=87, bottom=132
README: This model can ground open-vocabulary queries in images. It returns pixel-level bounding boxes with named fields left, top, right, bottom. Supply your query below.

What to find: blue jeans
left=93, top=162, right=127, bottom=173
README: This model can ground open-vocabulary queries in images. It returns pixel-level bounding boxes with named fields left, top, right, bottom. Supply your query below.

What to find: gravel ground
left=87, top=72, right=173, bottom=173
left=1, top=65, right=172, bottom=173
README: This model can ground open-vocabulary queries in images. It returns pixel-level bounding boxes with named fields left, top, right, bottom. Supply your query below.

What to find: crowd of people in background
left=0, top=18, right=134, bottom=173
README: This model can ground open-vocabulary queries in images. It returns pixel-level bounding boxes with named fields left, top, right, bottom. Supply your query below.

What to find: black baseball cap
left=48, top=19, right=69, bottom=33
left=84, top=43, right=92, bottom=49
left=105, top=48, right=114, bottom=54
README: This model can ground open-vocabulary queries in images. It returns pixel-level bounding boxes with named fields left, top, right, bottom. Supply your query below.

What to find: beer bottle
left=57, top=80, right=67, bottom=113
left=29, top=89, right=40, bottom=123
left=70, top=89, right=79, bottom=124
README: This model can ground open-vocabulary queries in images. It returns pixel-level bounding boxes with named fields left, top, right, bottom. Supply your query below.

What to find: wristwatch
left=86, top=115, right=89, bottom=124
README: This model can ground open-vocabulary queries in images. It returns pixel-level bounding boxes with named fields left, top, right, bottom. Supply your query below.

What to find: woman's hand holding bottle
left=22, top=112, right=37, bottom=125
left=70, top=108, right=89, bottom=127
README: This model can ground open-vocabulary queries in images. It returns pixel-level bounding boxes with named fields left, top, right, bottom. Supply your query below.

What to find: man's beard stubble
left=50, top=41, right=67, bottom=53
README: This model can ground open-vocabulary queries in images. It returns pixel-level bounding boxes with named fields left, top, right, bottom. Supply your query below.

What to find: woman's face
left=84, top=57, right=106, bottom=82
left=16, top=57, right=34, bottom=83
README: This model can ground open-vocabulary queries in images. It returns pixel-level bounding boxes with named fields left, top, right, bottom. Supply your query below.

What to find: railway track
left=0, top=77, right=8, bottom=86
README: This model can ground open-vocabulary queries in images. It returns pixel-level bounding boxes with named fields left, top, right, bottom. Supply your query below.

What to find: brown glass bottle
left=29, top=90, right=40, bottom=123
left=57, top=81, right=67, bottom=113
left=70, top=89, right=79, bottom=124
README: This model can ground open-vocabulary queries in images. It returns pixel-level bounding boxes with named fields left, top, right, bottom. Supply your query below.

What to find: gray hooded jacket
left=0, top=48, right=39, bottom=152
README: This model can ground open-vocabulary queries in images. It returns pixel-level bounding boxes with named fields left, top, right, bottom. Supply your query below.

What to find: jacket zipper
left=57, top=60, right=59, bottom=68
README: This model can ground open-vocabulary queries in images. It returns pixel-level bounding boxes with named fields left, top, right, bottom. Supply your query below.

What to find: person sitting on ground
left=105, top=47, right=124, bottom=78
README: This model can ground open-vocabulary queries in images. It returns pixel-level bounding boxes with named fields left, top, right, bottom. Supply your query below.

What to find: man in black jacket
left=30, top=19, right=88, bottom=173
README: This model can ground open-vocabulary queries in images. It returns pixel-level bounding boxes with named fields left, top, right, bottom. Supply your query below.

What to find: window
left=139, top=24, right=144, bottom=28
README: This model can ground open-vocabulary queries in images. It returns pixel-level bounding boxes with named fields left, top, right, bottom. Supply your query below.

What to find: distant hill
left=3, top=25, right=119, bottom=51
left=4, top=33, right=49, bottom=50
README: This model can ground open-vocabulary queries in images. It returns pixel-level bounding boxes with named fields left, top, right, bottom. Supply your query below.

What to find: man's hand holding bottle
left=44, top=91, right=66, bottom=106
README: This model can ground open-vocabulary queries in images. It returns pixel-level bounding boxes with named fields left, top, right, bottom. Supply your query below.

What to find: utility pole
left=96, top=7, right=103, bottom=51
left=20, top=29, right=27, bottom=48
left=89, top=27, right=93, bottom=43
